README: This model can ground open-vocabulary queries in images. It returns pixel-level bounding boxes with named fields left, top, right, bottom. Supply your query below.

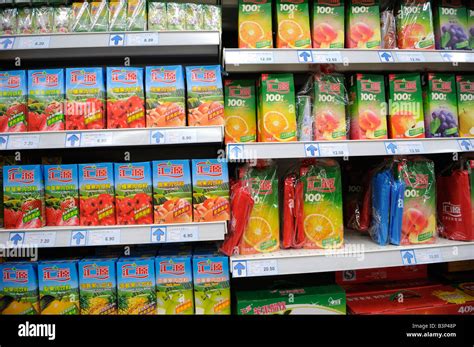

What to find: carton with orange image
left=346, top=0, right=381, bottom=49
left=238, top=0, right=273, bottom=48
left=276, top=0, right=311, bottom=48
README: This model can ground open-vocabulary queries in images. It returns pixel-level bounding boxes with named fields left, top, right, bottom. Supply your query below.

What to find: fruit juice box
left=238, top=0, right=273, bottom=48
left=109, top=0, right=128, bottom=31
left=422, top=73, right=459, bottom=138
left=397, top=0, right=435, bottom=50
left=90, top=1, right=109, bottom=32
left=191, top=159, right=230, bottom=222
left=388, top=73, right=425, bottom=139
left=145, top=66, right=186, bottom=127
left=114, top=162, right=153, bottom=225
left=258, top=74, right=297, bottom=142
left=78, top=258, right=117, bottom=315
left=0, top=70, right=28, bottom=132
left=127, top=0, right=146, bottom=31
left=275, top=0, right=311, bottom=48
left=349, top=73, right=388, bottom=140
left=166, top=2, right=185, bottom=30
left=17, top=8, right=35, bottom=34
left=434, top=0, right=469, bottom=50
left=224, top=80, right=257, bottom=143
left=203, top=5, right=221, bottom=32
left=78, top=163, right=116, bottom=226
left=469, top=2, right=474, bottom=49
left=346, top=0, right=381, bottom=49
left=27, top=69, right=65, bottom=132
left=185, top=3, right=203, bottom=30
left=456, top=75, right=474, bottom=137
left=71, top=2, right=91, bottom=32
left=0, top=8, right=18, bottom=35
left=3, top=165, right=45, bottom=229
left=33, top=7, right=53, bottom=34
left=148, top=2, right=167, bottom=30
left=192, top=254, right=230, bottom=315
left=116, top=257, right=156, bottom=315
left=53, top=6, right=71, bottom=33
left=106, top=67, right=145, bottom=128
left=152, top=160, right=192, bottom=224
left=155, top=255, right=194, bottom=314
left=66, top=67, right=106, bottom=130
left=185, top=66, right=224, bottom=126
left=0, top=262, right=39, bottom=315
left=312, top=0, right=345, bottom=49
left=38, top=260, right=80, bottom=315
left=313, top=74, right=347, bottom=141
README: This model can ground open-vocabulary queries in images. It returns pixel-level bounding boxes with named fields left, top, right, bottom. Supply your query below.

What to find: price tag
left=81, top=132, right=113, bottom=147
left=7, top=134, right=40, bottom=149
left=240, top=51, right=274, bottom=64
left=441, top=52, right=469, bottom=63
left=396, top=52, right=425, bottom=63
left=166, top=129, right=198, bottom=144
left=126, top=33, right=159, bottom=46
left=414, top=248, right=443, bottom=264
left=18, top=36, right=51, bottom=49
left=247, top=260, right=278, bottom=277
left=24, top=232, right=56, bottom=247
left=166, top=226, right=199, bottom=242
left=319, top=143, right=349, bottom=157
left=88, top=229, right=121, bottom=245
left=313, top=51, right=343, bottom=64
left=397, top=141, right=424, bottom=154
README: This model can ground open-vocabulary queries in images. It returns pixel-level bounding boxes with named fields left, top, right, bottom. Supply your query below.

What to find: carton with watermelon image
left=0, top=70, right=28, bottom=132
left=346, top=0, right=381, bottom=49
left=312, top=0, right=345, bottom=49
left=456, top=74, right=474, bottom=137
left=0, top=262, right=39, bottom=315
left=397, top=0, right=435, bottom=50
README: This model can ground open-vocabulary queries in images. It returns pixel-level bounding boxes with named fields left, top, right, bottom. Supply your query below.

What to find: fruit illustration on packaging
left=312, top=0, right=344, bottom=48
left=456, top=75, right=474, bottom=137
left=0, top=71, right=28, bottom=133
left=315, top=111, right=340, bottom=138
left=276, top=0, right=311, bottom=48
left=238, top=0, right=273, bottom=48
left=399, top=23, right=426, bottom=48
left=350, top=22, right=375, bottom=47
left=397, top=1, right=435, bottom=50
left=0, top=263, right=39, bottom=315
left=346, top=0, right=381, bottom=49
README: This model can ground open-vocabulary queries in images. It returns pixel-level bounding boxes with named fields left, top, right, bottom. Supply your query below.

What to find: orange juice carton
left=312, top=0, right=345, bottom=48
left=346, top=0, right=381, bottom=49
left=238, top=0, right=273, bottom=48
left=276, top=0, right=311, bottom=48
left=0, top=262, right=39, bottom=315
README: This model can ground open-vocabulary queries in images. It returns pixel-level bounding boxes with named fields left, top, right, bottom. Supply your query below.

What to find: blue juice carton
left=0, top=262, right=39, bottom=315
left=0, top=70, right=28, bottom=132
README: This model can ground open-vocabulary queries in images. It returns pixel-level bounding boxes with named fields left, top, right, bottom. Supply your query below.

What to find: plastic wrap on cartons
left=185, top=3, right=203, bottom=31
left=296, top=95, right=312, bottom=141
left=127, top=0, right=146, bottom=31
left=0, top=8, right=17, bottom=35
left=53, top=6, right=70, bottom=33
left=397, top=0, right=435, bottom=50
left=90, top=1, right=109, bottom=32
left=203, top=5, right=221, bottom=32
left=109, top=0, right=127, bottom=31
left=167, top=2, right=185, bottom=30
left=71, top=2, right=91, bottom=32
left=148, top=2, right=167, bottom=31
left=34, top=6, right=53, bottom=33
left=369, top=167, right=392, bottom=245
left=17, top=7, right=34, bottom=34
left=381, top=9, right=396, bottom=49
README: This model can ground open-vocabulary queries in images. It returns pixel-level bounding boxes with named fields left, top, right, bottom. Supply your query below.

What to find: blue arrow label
left=67, top=134, right=80, bottom=146
left=152, top=227, right=166, bottom=242
left=110, top=35, right=123, bottom=46
left=0, top=135, right=8, bottom=148
left=233, top=262, right=246, bottom=276
left=298, top=50, right=312, bottom=63
left=10, top=233, right=24, bottom=246
left=230, top=145, right=243, bottom=159
left=380, top=52, right=392, bottom=62
left=0, top=38, right=13, bottom=49
left=442, top=52, right=453, bottom=61
left=72, top=231, right=85, bottom=245
left=458, top=139, right=473, bottom=151
left=401, top=250, right=416, bottom=265
left=385, top=142, right=398, bottom=154
left=305, top=144, right=319, bottom=157
left=151, top=131, right=164, bottom=144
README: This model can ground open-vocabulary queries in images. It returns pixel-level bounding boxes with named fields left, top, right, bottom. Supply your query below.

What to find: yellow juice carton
left=456, top=75, right=474, bottom=137
left=276, top=0, right=311, bottom=48
left=238, top=0, right=273, bottom=48
left=0, top=262, right=39, bottom=315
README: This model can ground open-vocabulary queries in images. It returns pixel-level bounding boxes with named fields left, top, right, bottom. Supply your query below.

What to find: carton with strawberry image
left=3, top=165, right=45, bottom=229
left=44, top=164, right=79, bottom=226
left=397, top=0, right=435, bottom=50
left=106, top=67, right=145, bottom=129
left=114, top=162, right=153, bottom=225
left=79, top=163, right=116, bottom=226
left=346, top=0, right=381, bottom=49
left=312, top=0, right=345, bottom=49
left=27, top=69, right=65, bottom=132
left=0, top=70, right=28, bottom=133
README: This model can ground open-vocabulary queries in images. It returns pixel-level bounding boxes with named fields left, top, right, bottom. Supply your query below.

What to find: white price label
left=166, top=226, right=199, bottom=242
left=88, top=229, right=121, bottom=245
left=166, top=130, right=198, bottom=144
left=441, top=52, right=469, bottom=63
left=127, top=33, right=159, bottom=46
left=414, top=248, right=443, bottom=264
left=313, top=51, right=343, bottom=64
left=7, top=134, right=40, bottom=149
left=24, top=232, right=56, bottom=247
left=241, top=51, right=274, bottom=64
left=247, top=260, right=278, bottom=276
left=396, top=52, right=425, bottom=63
left=397, top=141, right=424, bottom=154
left=18, top=36, right=51, bottom=49
left=319, top=143, right=349, bottom=157
left=81, top=132, right=113, bottom=147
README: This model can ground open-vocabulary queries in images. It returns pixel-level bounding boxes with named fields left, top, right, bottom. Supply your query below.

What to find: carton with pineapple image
left=276, top=0, right=311, bottom=48
left=312, top=0, right=345, bottom=48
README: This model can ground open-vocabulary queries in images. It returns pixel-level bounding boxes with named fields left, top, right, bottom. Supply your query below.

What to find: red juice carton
left=106, top=67, right=145, bottom=128
left=0, top=70, right=28, bottom=132
left=79, top=163, right=116, bottom=226
left=114, top=162, right=153, bottom=225
left=44, top=164, right=79, bottom=226
left=27, top=69, right=65, bottom=131
left=3, top=165, right=45, bottom=229
left=0, top=262, right=39, bottom=315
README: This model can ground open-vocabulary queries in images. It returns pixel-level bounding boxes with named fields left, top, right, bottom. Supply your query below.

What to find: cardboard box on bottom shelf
left=336, top=265, right=428, bottom=285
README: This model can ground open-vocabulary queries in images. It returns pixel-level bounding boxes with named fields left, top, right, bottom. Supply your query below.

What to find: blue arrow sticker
left=458, top=139, right=473, bottom=151
left=9, top=232, right=24, bottom=246
left=0, top=37, right=14, bottom=50
left=0, top=135, right=8, bottom=149
left=65, top=133, right=81, bottom=147
left=151, top=226, right=166, bottom=243
left=228, top=144, right=244, bottom=160
left=400, top=249, right=416, bottom=265
left=298, top=50, right=313, bottom=63
left=71, top=231, right=87, bottom=246
left=109, top=34, right=124, bottom=46
left=304, top=144, right=319, bottom=157
left=378, top=51, right=394, bottom=62
left=151, top=130, right=165, bottom=144
left=232, top=261, right=247, bottom=277
left=384, top=142, right=399, bottom=154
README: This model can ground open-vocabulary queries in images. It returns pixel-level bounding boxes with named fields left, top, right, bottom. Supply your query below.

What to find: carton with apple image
left=397, top=0, right=435, bottom=50
left=312, top=0, right=344, bottom=49
left=346, top=0, right=381, bottom=49
left=456, top=75, right=474, bottom=138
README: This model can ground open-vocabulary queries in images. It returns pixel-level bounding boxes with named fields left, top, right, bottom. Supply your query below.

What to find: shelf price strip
left=150, top=225, right=199, bottom=243
left=384, top=141, right=424, bottom=155
left=8, top=231, right=56, bottom=248
left=401, top=248, right=443, bottom=265
left=232, top=259, right=279, bottom=278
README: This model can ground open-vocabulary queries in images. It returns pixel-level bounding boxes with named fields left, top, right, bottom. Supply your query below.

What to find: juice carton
left=145, top=66, right=186, bottom=127
left=78, top=163, right=116, bottom=226
left=52, top=6, right=70, bottom=33
left=192, top=254, right=230, bottom=315
left=0, top=8, right=17, bottom=35
left=109, top=0, right=128, bottom=31
left=78, top=258, right=117, bottom=315
left=203, top=5, right=221, bottom=32
left=185, top=3, right=203, bottom=30
left=114, top=162, right=153, bottom=225
left=313, top=74, right=347, bottom=141
left=38, top=260, right=80, bottom=315
left=388, top=73, right=425, bottom=139
left=34, top=7, right=53, bottom=34
left=152, top=160, right=192, bottom=224
left=71, top=2, right=91, bottom=32
left=27, top=69, right=65, bottom=131
left=148, top=2, right=167, bottom=30
left=423, top=73, right=459, bottom=138
left=17, top=8, right=35, bottom=34
left=166, top=2, right=185, bottom=30
left=397, top=0, right=435, bottom=49
left=107, top=67, right=145, bottom=128
left=276, top=0, right=311, bottom=48
left=3, top=165, right=45, bottom=229
left=66, top=67, right=106, bottom=130
left=90, top=1, right=109, bottom=32
left=469, top=2, right=474, bottom=49
left=346, top=0, right=381, bottom=49
left=155, top=255, right=194, bottom=314
left=0, top=262, right=39, bottom=315
left=0, top=70, right=27, bottom=132
left=312, top=0, right=345, bottom=48
left=238, top=0, right=273, bottom=48
left=349, top=73, right=388, bottom=140
left=258, top=74, right=297, bottom=142
left=185, top=65, right=224, bottom=126
left=456, top=75, right=474, bottom=137
left=127, top=0, right=146, bottom=31
left=191, top=159, right=230, bottom=222
left=434, top=0, right=469, bottom=50
left=116, top=257, right=156, bottom=315
left=44, top=164, right=79, bottom=226
left=224, top=80, right=257, bottom=143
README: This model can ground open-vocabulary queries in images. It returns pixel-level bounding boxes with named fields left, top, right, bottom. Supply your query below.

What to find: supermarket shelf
left=224, top=48, right=474, bottom=73
left=230, top=232, right=474, bottom=278
left=0, top=221, right=227, bottom=249
left=226, top=138, right=474, bottom=160
left=0, top=126, right=223, bottom=151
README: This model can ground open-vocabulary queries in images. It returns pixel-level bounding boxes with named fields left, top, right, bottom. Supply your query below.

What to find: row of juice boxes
left=2, top=159, right=230, bottom=229
left=0, top=65, right=224, bottom=132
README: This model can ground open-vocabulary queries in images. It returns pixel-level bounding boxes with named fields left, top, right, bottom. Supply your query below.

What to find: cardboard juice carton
left=106, top=67, right=145, bottom=128
left=90, top=1, right=109, bottom=31
left=397, top=0, right=435, bottom=49
left=434, top=0, right=469, bottom=50
left=66, top=67, right=106, bottom=130
left=185, top=65, right=224, bottom=126
left=0, top=70, right=28, bottom=132
left=469, top=3, right=474, bottom=49
left=116, top=257, right=156, bottom=315
left=312, top=0, right=345, bottom=48
left=152, top=160, right=192, bottom=224
left=78, top=258, right=117, bottom=315
left=185, top=3, right=203, bottom=30
left=0, top=262, right=39, bottom=315
left=238, top=0, right=273, bottom=48
left=78, top=163, right=116, bottom=226
left=71, top=2, right=91, bottom=32
left=127, top=0, right=146, bottom=31
left=203, top=5, right=221, bottom=31
left=147, top=2, right=167, bottom=30
left=27, top=69, right=65, bottom=131
left=3, top=165, right=45, bottom=229
left=349, top=73, right=388, bottom=140
left=346, top=0, right=381, bottom=49
left=456, top=75, right=474, bottom=137
left=258, top=74, right=297, bottom=142
left=388, top=73, right=425, bottom=139
left=276, top=0, right=311, bottom=48
left=224, top=80, right=257, bottom=143
left=109, top=0, right=128, bottom=31
left=38, top=260, right=80, bottom=315
left=166, top=2, right=185, bottom=30
left=191, top=159, right=230, bottom=222
left=114, top=162, right=153, bottom=225
left=145, top=66, right=186, bottom=127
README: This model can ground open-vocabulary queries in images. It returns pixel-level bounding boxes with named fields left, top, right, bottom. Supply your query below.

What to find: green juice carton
left=148, top=2, right=167, bottom=30
left=434, top=0, right=469, bottom=50
left=397, top=0, right=435, bottom=49
left=346, top=0, right=381, bottom=49
left=90, top=1, right=109, bottom=32
left=275, top=0, right=311, bottom=49
left=167, top=2, right=185, bottom=30
left=203, top=5, right=221, bottom=32
left=238, top=0, right=273, bottom=48
left=456, top=75, right=474, bottom=137
left=185, top=3, right=203, bottom=30
left=109, top=0, right=128, bottom=31
left=71, top=2, right=91, bottom=32
left=312, top=0, right=345, bottom=48
left=0, top=262, right=39, bottom=315
left=469, top=3, right=474, bottom=49
left=127, top=0, right=146, bottom=31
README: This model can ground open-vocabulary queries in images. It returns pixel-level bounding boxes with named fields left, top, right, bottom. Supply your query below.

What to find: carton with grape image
left=469, top=5, right=474, bottom=49
left=0, top=262, right=39, bottom=315
left=276, top=0, right=311, bottom=48
left=346, top=0, right=381, bottom=49
left=434, top=0, right=470, bottom=50
left=312, top=0, right=344, bottom=48
left=456, top=75, right=474, bottom=138
left=397, top=0, right=435, bottom=50
left=238, top=0, right=273, bottom=48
